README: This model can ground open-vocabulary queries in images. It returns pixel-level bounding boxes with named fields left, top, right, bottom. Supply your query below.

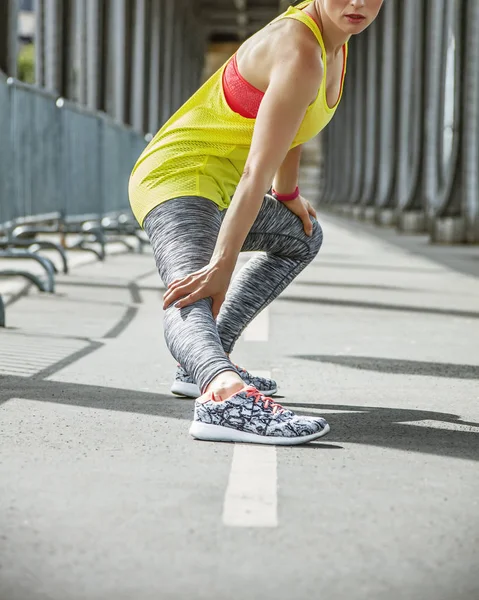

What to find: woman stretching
left=129, top=0, right=383, bottom=445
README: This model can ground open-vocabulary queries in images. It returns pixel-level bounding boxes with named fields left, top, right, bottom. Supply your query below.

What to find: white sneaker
left=171, top=365, right=278, bottom=398
left=189, top=385, right=330, bottom=445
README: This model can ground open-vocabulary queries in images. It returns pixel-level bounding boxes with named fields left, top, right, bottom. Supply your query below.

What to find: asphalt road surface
left=1, top=214, right=478, bottom=600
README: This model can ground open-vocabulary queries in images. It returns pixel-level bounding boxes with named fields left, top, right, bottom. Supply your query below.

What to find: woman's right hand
left=163, top=260, right=233, bottom=319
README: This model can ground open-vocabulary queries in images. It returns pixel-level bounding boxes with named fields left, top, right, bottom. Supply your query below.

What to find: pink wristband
left=271, top=186, right=300, bottom=202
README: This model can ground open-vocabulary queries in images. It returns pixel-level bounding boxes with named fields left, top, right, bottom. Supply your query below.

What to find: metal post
left=35, top=0, right=45, bottom=85
left=44, top=0, right=62, bottom=92
left=148, top=0, right=162, bottom=133
left=74, top=0, right=88, bottom=104
left=350, top=36, right=366, bottom=210
left=98, top=0, right=110, bottom=113
left=196, top=29, right=207, bottom=90
left=192, top=32, right=204, bottom=95
left=0, top=0, right=19, bottom=77
left=112, top=0, right=127, bottom=122
left=131, top=0, right=147, bottom=132
left=182, top=6, right=191, bottom=102
left=338, top=47, right=357, bottom=208
left=58, top=0, right=74, bottom=99
left=424, top=0, right=463, bottom=241
left=395, top=0, right=426, bottom=231
left=463, top=0, right=479, bottom=241
left=359, top=21, right=379, bottom=211
left=172, top=1, right=184, bottom=112
left=375, top=0, right=399, bottom=222
left=188, top=3, right=204, bottom=97
left=86, top=0, right=102, bottom=110
left=161, top=0, right=176, bottom=124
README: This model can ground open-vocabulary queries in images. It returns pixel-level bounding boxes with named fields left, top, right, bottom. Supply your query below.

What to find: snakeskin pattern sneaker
left=189, top=385, right=329, bottom=445
left=171, top=365, right=278, bottom=398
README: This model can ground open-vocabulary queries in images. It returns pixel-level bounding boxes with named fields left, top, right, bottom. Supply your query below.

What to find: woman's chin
left=337, top=18, right=370, bottom=35
left=341, top=24, right=368, bottom=35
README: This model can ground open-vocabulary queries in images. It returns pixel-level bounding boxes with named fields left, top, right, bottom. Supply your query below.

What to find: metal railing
left=320, top=0, right=479, bottom=244
left=0, top=73, right=147, bottom=325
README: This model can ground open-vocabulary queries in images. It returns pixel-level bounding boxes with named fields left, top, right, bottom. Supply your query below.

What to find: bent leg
left=144, top=197, right=238, bottom=392
left=216, top=195, right=323, bottom=353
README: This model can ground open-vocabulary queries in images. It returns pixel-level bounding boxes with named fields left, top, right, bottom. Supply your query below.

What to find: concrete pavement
left=1, top=214, right=479, bottom=600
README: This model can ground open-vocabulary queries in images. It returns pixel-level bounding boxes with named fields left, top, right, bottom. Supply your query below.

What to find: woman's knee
left=305, top=217, right=323, bottom=262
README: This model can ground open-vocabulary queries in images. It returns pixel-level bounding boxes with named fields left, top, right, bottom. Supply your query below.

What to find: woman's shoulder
left=269, top=21, right=323, bottom=75
left=257, top=18, right=322, bottom=68
left=234, top=18, right=321, bottom=95
left=267, top=13, right=323, bottom=50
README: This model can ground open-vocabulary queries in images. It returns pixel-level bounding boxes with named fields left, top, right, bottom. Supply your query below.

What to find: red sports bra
left=222, top=11, right=344, bottom=119
left=222, top=54, right=263, bottom=119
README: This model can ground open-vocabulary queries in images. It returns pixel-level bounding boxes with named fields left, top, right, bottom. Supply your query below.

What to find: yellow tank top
left=129, top=0, right=348, bottom=226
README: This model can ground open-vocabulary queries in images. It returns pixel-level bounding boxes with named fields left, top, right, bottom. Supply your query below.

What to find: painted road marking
left=243, top=306, right=270, bottom=342
left=221, top=330, right=277, bottom=529
left=223, top=444, right=278, bottom=527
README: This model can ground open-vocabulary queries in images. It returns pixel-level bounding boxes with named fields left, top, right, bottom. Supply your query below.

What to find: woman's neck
left=310, top=0, right=351, bottom=56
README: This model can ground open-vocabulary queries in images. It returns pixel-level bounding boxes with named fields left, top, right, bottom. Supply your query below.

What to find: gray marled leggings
left=143, top=195, right=323, bottom=393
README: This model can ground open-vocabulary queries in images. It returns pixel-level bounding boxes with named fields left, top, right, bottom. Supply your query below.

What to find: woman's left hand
left=281, top=195, right=317, bottom=236
left=163, top=259, right=233, bottom=318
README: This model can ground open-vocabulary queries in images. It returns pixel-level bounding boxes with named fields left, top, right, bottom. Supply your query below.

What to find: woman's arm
left=164, top=42, right=322, bottom=315
left=272, top=145, right=302, bottom=194
left=211, top=50, right=320, bottom=266
left=270, top=144, right=318, bottom=235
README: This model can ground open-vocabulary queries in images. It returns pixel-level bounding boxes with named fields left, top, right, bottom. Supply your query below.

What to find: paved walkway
left=1, top=214, right=479, bottom=600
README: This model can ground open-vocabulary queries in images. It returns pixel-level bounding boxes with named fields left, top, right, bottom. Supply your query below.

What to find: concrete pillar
left=0, top=0, right=19, bottom=77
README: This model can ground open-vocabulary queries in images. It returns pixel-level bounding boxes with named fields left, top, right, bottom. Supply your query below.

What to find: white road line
left=223, top=444, right=278, bottom=528
left=243, top=306, right=270, bottom=342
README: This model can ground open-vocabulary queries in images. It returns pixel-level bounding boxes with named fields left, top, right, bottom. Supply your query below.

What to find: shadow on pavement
left=295, top=354, right=479, bottom=380
left=279, top=294, right=479, bottom=320
left=295, top=281, right=414, bottom=292
left=1, top=375, right=478, bottom=461
left=0, top=375, right=193, bottom=421
left=288, top=401, right=479, bottom=461
left=58, top=280, right=165, bottom=295
left=308, top=261, right=442, bottom=274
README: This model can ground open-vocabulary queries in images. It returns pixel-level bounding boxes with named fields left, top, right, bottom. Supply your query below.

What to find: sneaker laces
left=246, top=388, right=284, bottom=415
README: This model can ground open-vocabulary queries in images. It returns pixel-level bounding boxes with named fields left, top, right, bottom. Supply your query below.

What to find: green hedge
left=18, top=44, right=35, bottom=84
